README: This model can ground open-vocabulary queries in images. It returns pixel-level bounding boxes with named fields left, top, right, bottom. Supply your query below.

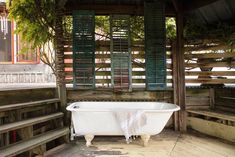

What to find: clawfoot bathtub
left=66, top=101, right=180, bottom=147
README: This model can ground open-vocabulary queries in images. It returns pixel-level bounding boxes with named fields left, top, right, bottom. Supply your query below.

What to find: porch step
left=0, top=112, right=64, bottom=134
left=0, top=127, right=69, bottom=157
left=0, top=98, right=60, bottom=112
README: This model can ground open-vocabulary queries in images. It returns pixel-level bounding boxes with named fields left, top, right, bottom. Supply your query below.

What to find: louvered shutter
left=110, top=15, right=132, bottom=91
left=144, top=0, right=166, bottom=90
left=73, top=10, right=95, bottom=89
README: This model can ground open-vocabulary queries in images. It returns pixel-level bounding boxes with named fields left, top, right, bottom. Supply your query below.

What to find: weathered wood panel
left=0, top=88, right=57, bottom=106
left=187, top=117, right=235, bottom=143
left=67, top=89, right=173, bottom=102
left=215, top=88, right=235, bottom=113
left=186, top=88, right=210, bottom=109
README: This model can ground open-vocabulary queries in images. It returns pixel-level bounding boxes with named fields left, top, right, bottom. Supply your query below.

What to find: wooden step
left=187, top=109, right=235, bottom=122
left=0, top=112, right=64, bottom=134
left=0, top=127, right=69, bottom=157
left=0, top=98, right=60, bottom=112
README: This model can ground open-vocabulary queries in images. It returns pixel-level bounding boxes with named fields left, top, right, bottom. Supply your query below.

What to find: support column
left=172, top=0, right=186, bottom=132
left=55, top=8, right=68, bottom=125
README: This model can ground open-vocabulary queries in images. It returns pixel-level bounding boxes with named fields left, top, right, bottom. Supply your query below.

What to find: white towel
left=114, top=110, right=147, bottom=142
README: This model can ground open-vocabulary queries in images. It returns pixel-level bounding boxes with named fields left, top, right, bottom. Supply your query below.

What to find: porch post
left=55, top=8, right=68, bottom=125
left=172, top=0, right=187, bottom=132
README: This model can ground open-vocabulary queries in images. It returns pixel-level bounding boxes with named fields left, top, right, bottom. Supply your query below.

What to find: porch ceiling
left=189, top=0, right=235, bottom=25
left=64, top=0, right=219, bottom=16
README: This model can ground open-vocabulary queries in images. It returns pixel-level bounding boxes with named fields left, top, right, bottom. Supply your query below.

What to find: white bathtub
left=66, top=101, right=180, bottom=146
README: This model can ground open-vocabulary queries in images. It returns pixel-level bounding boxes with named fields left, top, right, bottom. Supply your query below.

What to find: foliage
left=184, top=16, right=235, bottom=46
left=9, top=0, right=56, bottom=47
left=95, top=16, right=176, bottom=41
left=8, top=0, right=67, bottom=74
left=166, top=17, right=176, bottom=40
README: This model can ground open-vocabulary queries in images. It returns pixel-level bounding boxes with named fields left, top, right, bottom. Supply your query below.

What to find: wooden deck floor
left=44, top=129, right=235, bottom=157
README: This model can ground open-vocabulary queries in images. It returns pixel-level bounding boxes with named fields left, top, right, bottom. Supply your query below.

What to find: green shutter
left=144, top=0, right=166, bottom=90
left=110, top=15, right=132, bottom=91
left=72, top=10, right=95, bottom=89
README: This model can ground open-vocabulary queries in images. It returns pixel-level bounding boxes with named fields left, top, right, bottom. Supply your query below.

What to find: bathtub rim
left=66, top=102, right=180, bottom=112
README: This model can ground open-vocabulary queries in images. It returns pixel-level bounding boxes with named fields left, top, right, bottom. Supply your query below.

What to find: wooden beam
left=174, top=0, right=187, bottom=132
left=185, top=52, right=235, bottom=59
left=65, top=4, right=176, bottom=16
left=54, top=9, right=68, bottom=125
left=183, top=0, right=219, bottom=12
left=172, top=41, right=179, bottom=131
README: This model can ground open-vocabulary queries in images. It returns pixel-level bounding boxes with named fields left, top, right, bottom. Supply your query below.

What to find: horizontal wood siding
left=186, top=88, right=211, bottom=109
left=215, top=88, right=235, bottom=113
left=0, top=88, right=56, bottom=105
left=67, top=89, right=173, bottom=102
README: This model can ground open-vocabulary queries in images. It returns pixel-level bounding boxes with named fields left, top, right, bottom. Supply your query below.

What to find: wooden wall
left=67, top=89, right=173, bottom=102
left=186, top=88, right=212, bottom=110
left=67, top=88, right=219, bottom=110
left=64, top=40, right=235, bottom=88
left=0, top=88, right=57, bottom=105
left=215, top=88, right=235, bottom=113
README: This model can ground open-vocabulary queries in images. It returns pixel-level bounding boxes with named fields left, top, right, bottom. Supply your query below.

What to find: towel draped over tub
left=113, top=110, right=147, bottom=141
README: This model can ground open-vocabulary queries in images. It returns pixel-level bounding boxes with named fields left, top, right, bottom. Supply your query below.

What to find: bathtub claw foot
left=141, top=135, right=150, bottom=147
left=85, top=135, right=94, bottom=147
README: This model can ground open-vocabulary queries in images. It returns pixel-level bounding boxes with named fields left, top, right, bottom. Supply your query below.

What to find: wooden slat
left=66, top=78, right=235, bottom=84
left=65, top=53, right=172, bottom=59
left=186, top=97, right=210, bottom=107
left=185, top=62, right=235, bottom=68
left=0, top=98, right=60, bottom=112
left=187, top=109, right=235, bottom=122
left=67, top=90, right=173, bottom=101
left=0, top=112, right=64, bottom=134
left=65, top=71, right=172, bottom=76
left=185, top=44, right=232, bottom=52
left=185, top=71, right=235, bottom=76
left=185, top=79, right=235, bottom=84
left=65, top=62, right=235, bottom=69
left=185, top=52, right=235, bottom=59
left=65, top=63, right=171, bottom=69
left=65, top=78, right=173, bottom=84
left=65, top=52, right=235, bottom=60
left=0, top=128, right=69, bottom=157
left=187, top=117, right=235, bottom=143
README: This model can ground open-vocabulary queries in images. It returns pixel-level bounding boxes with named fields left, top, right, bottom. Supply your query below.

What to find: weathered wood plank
left=65, top=78, right=235, bottom=84
left=187, top=109, right=235, bottom=122
left=186, top=88, right=210, bottom=97
left=65, top=71, right=172, bottom=77
left=0, top=88, right=57, bottom=106
left=0, top=98, right=60, bottom=112
left=185, top=52, right=235, bottom=59
left=215, top=97, right=235, bottom=108
left=65, top=61, right=235, bottom=69
left=0, top=127, right=69, bottom=157
left=65, top=51, right=235, bottom=60
left=185, top=71, right=235, bottom=76
left=67, top=90, right=173, bottom=102
left=66, top=70, right=235, bottom=77
left=0, top=112, right=64, bottom=134
left=186, top=97, right=210, bottom=106
left=187, top=117, right=235, bottom=143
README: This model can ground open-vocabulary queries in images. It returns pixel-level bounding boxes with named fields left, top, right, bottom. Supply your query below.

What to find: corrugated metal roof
left=190, top=0, right=235, bottom=24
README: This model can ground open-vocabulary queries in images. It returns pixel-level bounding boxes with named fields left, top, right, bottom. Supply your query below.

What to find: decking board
left=0, top=112, right=64, bottom=134
left=0, top=127, right=69, bottom=157
left=0, top=98, right=60, bottom=112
